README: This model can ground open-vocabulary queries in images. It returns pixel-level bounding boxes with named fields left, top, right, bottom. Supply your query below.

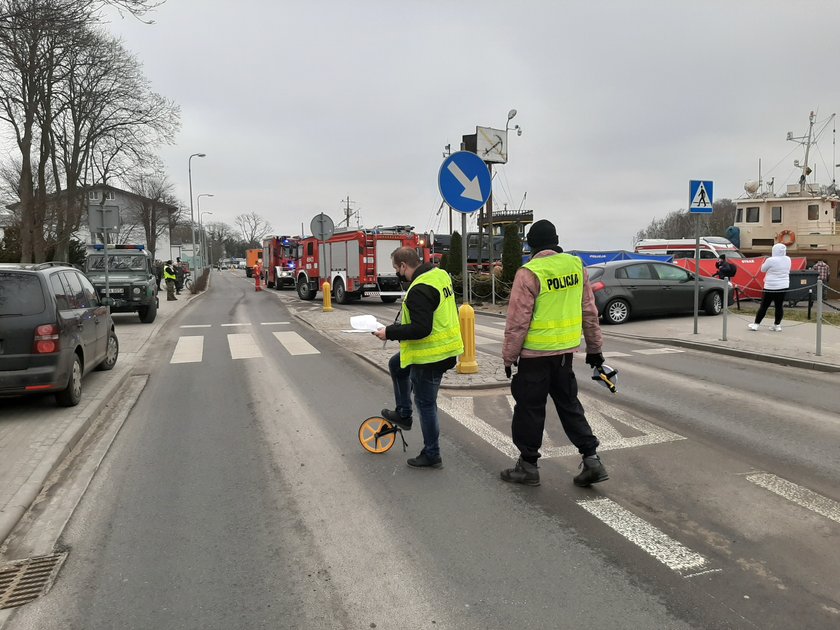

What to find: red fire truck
left=295, top=226, right=425, bottom=304
left=262, top=235, right=299, bottom=289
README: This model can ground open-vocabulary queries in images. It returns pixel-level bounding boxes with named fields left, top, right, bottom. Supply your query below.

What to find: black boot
left=500, top=457, right=540, bottom=486
left=573, top=455, right=609, bottom=487
left=381, top=408, right=412, bottom=431
left=407, top=451, right=442, bottom=469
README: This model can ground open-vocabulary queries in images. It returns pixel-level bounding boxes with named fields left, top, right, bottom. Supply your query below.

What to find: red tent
left=676, top=257, right=807, bottom=299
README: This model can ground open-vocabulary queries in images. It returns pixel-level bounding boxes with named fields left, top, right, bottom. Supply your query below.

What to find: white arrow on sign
left=447, top=161, right=484, bottom=201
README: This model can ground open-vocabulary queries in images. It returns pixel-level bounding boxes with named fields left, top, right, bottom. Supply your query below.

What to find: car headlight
left=133, top=287, right=141, bottom=295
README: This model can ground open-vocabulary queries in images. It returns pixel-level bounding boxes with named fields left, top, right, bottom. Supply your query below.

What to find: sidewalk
left=0, top=287, right=201, bottom=548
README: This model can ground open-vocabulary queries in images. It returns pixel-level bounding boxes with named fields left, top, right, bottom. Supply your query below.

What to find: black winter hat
left=527, top=219, right=559, bottom=249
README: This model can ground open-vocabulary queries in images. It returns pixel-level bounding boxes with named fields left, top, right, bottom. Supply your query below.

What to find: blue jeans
left=388, top=352, right=445, bottom=459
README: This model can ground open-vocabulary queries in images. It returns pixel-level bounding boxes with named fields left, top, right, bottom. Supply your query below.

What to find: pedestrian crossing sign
left=689, top=180, right=714, bottom=213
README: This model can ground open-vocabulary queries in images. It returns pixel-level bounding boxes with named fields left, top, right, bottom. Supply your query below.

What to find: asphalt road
left=5, top=271, right=839, bottom=629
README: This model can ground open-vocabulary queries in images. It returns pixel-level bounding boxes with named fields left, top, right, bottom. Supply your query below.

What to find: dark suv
left=84, top=245, right=158, bottom=323
left=0, top=263, right=119, bottom=406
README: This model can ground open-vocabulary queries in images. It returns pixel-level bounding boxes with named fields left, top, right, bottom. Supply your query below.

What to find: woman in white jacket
left=749, top=242, right=791, bottom=332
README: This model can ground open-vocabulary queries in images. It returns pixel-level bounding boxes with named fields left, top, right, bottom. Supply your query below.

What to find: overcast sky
left=104, top=0, right=840, bottom=250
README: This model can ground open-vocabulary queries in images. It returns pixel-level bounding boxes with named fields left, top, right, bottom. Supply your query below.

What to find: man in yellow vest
left=373, top=246, right=464, bottom=468
left=500, top=220, right=608, bottom=487
left=163, top=260, right=178, bottom=301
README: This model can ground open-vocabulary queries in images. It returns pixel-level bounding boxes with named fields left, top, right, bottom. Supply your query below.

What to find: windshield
left=0, top=272, right=45, bottom=316
left=87, top=254, right=148, bottom=272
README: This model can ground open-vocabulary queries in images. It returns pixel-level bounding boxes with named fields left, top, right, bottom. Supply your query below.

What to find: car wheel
left=297, top=276, right=315, bottom=300
left=604, top=298, right=630, bottom=325
left=138, top=299, right=158, bottom=323
left=97, top=331, right=119, bottom=371
left=381, top=296, right=398, bottom=303
left=333, top=277, right=349, bottom=304
left=703, top=291, right=723, bottom=315
left=56, top=354, right=83, bottom=407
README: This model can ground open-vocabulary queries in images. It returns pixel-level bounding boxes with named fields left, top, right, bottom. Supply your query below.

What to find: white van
left=633, top=237, right=742, bottom=260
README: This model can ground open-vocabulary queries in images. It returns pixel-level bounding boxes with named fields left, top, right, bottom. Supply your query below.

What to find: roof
left=5, top=183, right=178, bottom=213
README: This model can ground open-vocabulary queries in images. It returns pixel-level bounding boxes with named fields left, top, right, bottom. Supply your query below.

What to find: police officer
left=373, top=246, right=464, bottom=469
left=163, top=260, right=178, bottom=301
left=500, top=219, right=608, bottom=487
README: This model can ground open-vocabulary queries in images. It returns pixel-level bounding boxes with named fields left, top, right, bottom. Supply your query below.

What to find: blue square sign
left=689, top=180, right=714, bottom=213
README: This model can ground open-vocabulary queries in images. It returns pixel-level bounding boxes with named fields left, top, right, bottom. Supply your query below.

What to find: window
left=736, top=207, right=743, bottom=223
left=88, top=191, right=99, bottom=200
left=62, top=271, right=88, bottom=308
left=105, top=191, right=115, bottom=200
left=746, top=207, right=760, bottom=223
left=50, top=275, right=71, bottom=310
left=0, top=272, right=45, bottom=315
left=700, top=250, right=717, bottom=259
left=771, top=206, right=782, bottom=223
left=653, top=264, right=690, bottom=282
left=616, top=264, right=653, bottom=280
left=807, top=204, right=819, bottom=220
left=77, top=273, right=99, bottom=306
left=307, top=242, right=314, bottom=256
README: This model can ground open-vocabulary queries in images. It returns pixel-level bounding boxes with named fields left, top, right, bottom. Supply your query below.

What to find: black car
left=588, top=260, right=731, bottom=325
left=0, top=262, right=119, bottom=406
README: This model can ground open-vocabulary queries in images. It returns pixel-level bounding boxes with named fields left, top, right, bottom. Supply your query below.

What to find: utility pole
left=341, top=195, right=356, bottom=228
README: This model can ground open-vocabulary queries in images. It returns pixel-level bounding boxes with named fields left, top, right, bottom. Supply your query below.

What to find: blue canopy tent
left=567, top=250, right=673, bottom=266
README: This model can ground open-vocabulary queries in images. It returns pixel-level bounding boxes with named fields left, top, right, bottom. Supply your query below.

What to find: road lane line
left=602, top=351, right=632, bottom=358
left=746, top=473, right=840, bottom=524
left=170, top=336, right=204, bottom=364
left=475, top=335, right=500, bottom=346
left=438, top=397, right=519, bottom=459
left=633, top=348, right=685, bottom=355
left=474, top=323, right=505, bottom=337
left=222, top=323, right=252, bottom=327
left=228, top=333, right=263, bottom=359
left=577, top=497, right=717, bottom=576
left=180, top=324, right=211, bottom=328
left=260, top=321, right=290, bottom=325
left=273, top=331, right=320, bottom=356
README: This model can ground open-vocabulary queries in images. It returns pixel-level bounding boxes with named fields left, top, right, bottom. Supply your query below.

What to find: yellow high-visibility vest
left=522, top=254, right=584, bottom=351
left=400, top=268, right=464, bottom=368
left=163, top=266, right=176, bottom=281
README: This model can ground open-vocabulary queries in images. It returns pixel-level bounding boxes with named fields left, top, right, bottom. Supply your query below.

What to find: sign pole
left=688, top=179, right=714, bottom=335
left=693, top=214, right=700, bottom=334
left=462, top=211, right=468, bottom=304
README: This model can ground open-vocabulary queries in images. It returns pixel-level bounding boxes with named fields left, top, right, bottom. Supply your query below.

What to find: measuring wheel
left=358, top=416, right=407, bottom=454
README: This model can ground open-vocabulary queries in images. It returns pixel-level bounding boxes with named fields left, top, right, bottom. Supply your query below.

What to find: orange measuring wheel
left=777, top=229, right=796, bottom=246
left=358, top=416, right=407, bottom=454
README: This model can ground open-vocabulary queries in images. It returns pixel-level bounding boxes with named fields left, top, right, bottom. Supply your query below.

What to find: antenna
left=339, top=196, right=358, bottom=228
left=518, top=192, right=527, bottom=211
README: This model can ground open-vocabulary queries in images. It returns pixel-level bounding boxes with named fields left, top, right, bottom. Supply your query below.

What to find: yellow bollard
left=322, top=281, right=334, bottom=312
left=456, top=303, right=478, bottom=374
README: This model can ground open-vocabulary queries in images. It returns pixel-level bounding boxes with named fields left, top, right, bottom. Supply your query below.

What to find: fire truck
left=262, top=235, right=299, bottom=289
left=294, top=226, right=424, bottom=304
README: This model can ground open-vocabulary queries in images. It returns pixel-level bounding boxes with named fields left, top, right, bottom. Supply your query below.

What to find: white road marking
left=634, top=348, right=685, bottom=355
left=228, top=333, right=263, bottom=359
left=746, top=473, right=840, bottom=524
left=180, top=324, right=212, bottom=329
left=577, top=498, right=717, bottom=577
left=474, top=323, right=505, bottom=337
left=439, top=392, right=684, bottom=459
left=474, top=335, right=500, bottom=346
left=273, top=331, right=320, bottom=355
left=222, top=323, right=252, bottom=327
left=260, top=321, right=290, bottom=325
left=170, top=336, right=204, bottom=364
left=602, top=351, right=632, bottom=358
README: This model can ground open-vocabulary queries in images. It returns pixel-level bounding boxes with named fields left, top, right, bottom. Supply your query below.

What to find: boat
left=729, top=111, right=839, bottom=286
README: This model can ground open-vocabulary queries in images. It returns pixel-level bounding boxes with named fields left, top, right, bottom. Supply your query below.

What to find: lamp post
left=200, top=208, right=214, bottom=268
left=188, top=153, right=206, bottom=274
left=197, top=194, right=213, bottom=268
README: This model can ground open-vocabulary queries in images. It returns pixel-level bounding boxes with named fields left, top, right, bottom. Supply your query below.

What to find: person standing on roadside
left=163, top=260, right=178, bottom=301
left=500, top=219, right=608, bottom=488
left=812, top=259, right=830, bottom=292
left=373, top=246, right=463, bottom=469
left=174, top=257, right=185, bottom=295
left=749, top=242, right=791, bottom=332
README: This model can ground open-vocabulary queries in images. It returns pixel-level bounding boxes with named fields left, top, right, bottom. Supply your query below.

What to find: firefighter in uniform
left=254, top=258, right=263, bottom=291
left=500, top=219, right=609, bottom=487
left=163, top=260, right=178, bottom=301
left=373, top=246, right=464, bottom=468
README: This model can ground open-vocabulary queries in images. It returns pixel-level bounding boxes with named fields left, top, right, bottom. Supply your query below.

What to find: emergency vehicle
left=634, top=237, right=742, bottom=261
left=294, top=226, right=424, bottom=304
left=262, top=236, right=299, bottom=289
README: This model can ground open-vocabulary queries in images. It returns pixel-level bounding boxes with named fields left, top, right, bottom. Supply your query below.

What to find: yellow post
left=456, top=303, right=478, bottom=374
left=322, top=281, right=334, bottom=312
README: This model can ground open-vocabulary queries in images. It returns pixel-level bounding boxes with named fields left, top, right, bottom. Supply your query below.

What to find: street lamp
left=188, top=152, right=206, bottom=274
left=198, top=194, right=214, bottom=267
left=199, top=204, right=214, bottom=268
left=506, top=108, right=522, bottom=136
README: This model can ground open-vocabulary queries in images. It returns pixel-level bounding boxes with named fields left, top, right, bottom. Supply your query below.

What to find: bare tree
left=633, top=199, right=737, bottom=244
left=122, top=169, right=180, bottom=258
left=235, top=212, right=272, bottom=245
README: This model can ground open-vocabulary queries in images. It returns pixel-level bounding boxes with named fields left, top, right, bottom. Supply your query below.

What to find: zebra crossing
left=170, top=322, right=318, bottom=363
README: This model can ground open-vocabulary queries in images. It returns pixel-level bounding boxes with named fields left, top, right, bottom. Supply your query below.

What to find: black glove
left=585, top=353, right=605, bottom=368
left=504, top=361, right=517, bottom=379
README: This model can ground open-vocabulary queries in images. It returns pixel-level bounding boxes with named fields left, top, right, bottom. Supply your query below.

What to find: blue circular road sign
left=438, top=151, right=492, bottom=214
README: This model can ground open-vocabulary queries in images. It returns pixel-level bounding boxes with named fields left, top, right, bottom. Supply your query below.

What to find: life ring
left=777, top=229, right=796, bottom=246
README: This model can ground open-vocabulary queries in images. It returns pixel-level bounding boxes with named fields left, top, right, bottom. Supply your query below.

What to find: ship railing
left=794, top=221, right=837, bottom=236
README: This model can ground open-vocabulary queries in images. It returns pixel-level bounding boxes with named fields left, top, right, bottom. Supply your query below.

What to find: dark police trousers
left=510, top=354, right=599, bottom=463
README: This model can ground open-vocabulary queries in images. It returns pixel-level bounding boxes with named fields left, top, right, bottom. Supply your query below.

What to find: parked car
left=0, top=262, right=119, bottom=406
left=587, top=260, right=732, bottom=325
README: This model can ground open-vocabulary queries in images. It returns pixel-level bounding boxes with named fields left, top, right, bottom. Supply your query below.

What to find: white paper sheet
left=348, top=314, right=385, bottom=333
